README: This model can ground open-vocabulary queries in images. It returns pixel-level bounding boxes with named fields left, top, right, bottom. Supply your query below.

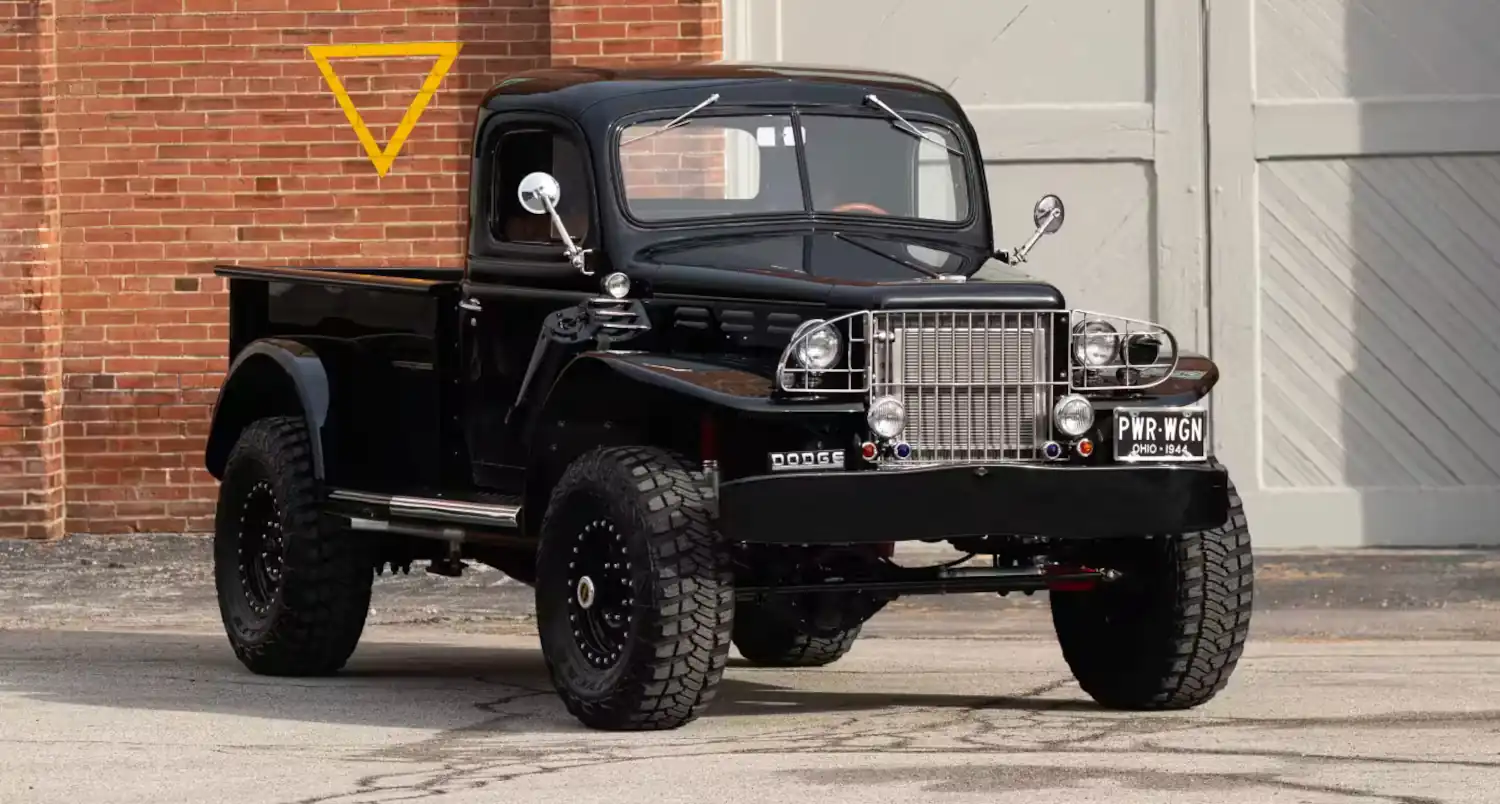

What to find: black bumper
left=717, top=462, right=1230, bottom=544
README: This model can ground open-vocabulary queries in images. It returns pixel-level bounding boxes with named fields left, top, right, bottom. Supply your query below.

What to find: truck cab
left=204, top=64, right=1253, bottom=732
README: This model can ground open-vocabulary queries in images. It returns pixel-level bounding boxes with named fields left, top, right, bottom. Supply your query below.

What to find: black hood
left=630, top=230, right=1065, bottom=309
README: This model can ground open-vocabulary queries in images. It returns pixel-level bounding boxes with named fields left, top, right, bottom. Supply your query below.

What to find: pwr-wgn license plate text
left=1113, top=406, right=1208, bottom=463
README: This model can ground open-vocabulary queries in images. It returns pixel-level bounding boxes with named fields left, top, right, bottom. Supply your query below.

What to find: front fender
left=519, top=352, right=863, bottom=533
left=529, top=352, right=861, bottom=443
left=204, top=338, right=330, bottom=480
left=1094, top=351, right=1221, bottom=410
left=575, top=353, right=866, bottom=415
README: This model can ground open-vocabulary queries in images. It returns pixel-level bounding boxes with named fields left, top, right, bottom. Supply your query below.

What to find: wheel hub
left=565, top=518, right=634, bottom=670
left=236, top=479, right=285, bottom=617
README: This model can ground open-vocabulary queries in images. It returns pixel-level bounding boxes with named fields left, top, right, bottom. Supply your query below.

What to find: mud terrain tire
left=535, top=446, right=734, bottom=730
left=213, top=416, right=372, bottom=676
left=1050, top=476, right=1253, bottom=709
left=732, top=601, right=865, bottom=667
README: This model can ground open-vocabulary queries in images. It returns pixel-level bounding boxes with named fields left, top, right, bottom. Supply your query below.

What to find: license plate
left=1113, top=406, right=1208, bottom=462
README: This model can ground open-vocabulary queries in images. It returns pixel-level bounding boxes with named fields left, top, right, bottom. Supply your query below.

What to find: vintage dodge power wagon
left=205, top=64, right=1253, bottom=731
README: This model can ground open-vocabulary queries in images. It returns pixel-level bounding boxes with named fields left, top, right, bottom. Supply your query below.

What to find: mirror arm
left=1007, top=207, right=1059, bottom=264
left=540, top=195, right=593, bottom=276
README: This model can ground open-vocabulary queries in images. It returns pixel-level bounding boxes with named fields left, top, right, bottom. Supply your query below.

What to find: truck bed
left=214, top=264, right=466, bottom=493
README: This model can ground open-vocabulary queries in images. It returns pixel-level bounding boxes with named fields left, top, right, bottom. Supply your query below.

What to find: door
left=1207, top=0, right=1500, bottom=546
left=461, top=115, right=600, bottom=489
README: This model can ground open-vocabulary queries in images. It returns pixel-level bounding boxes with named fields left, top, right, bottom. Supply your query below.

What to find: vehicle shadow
left=0, top=628, right=1095, bottom=732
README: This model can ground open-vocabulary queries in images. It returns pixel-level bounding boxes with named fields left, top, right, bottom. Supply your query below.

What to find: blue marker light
left=1043, top=441, right=1063, bottom=460
left=894, top=442, right=912, bottom=459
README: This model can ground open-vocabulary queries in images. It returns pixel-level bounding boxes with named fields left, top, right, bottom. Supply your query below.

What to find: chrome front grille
left=870, top=311, right=1065, bottom=463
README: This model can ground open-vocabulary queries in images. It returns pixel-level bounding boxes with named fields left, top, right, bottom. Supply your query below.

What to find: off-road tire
left=1049, top=477, right=1253, bottom=710
left=213, top=416, right=372, bottom=676
left=732, top=602, right=863, bottom=667
left=535, top=446, right=734, bottom=731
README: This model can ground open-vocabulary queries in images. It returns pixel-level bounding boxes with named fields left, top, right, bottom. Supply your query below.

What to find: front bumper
left=717, top=462, right=1230, bottom=544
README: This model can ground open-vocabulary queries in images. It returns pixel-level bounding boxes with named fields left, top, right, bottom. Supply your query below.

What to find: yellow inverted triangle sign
left=309, top=42, right=464, bottom=177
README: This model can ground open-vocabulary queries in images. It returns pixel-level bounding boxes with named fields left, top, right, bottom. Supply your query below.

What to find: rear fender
left=204, top=338, right=330, bottom=480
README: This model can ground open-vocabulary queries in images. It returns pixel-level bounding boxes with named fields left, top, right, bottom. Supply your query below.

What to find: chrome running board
left=326, top=489, right=522, bottom=539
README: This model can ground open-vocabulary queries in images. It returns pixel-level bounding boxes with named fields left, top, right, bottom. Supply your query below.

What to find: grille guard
left=775, top=308, right=1181, bottom=397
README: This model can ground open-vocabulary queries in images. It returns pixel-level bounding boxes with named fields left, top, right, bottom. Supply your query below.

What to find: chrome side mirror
left=516, top=171, right=591, bottom=275
left=517, top=171, right=561, bottom=215
left=1032, top=194, right=1065, bottom=234
left=1001, top=193, right=1066, bottom=265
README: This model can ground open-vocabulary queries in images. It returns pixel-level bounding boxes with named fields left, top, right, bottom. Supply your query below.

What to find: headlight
left=1053, top=394, right=1095, bottom=437
left=867, top=395, right=906, bottom=439
left=1072, top=320, right=1119, bottom=367
left=794, top=321, right=842, bottom=370
left=1124, top=333, right=1161, bottom=367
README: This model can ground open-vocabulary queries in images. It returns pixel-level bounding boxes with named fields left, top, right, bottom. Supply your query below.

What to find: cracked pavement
left=3, top=535, right=1500, bottom=803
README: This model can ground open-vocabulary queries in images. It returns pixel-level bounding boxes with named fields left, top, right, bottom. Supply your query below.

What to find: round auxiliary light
left=893, top=442, right=912, bottom=460
left=1053, top=394, right=1095, bottom=438
left=859, top=441, right=879, bottom=461
left=601, top=272, right=631, bottom=299
left=867, top=395, right=906, bottom=439
left=1042, top=441, right=1064, bottom=460
left=1076, top=438, right=1095, bottom=457
left=1072, top=320, right=1120, bottom=368
left=1124, top=333, right=1162, bottom=367
left=793, top=320, right=842, bottom=371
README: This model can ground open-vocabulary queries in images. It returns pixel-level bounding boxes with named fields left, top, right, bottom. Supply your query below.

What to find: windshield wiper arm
left=620, top=93, right=720, bottom=146
left=832, top=232, right=942, bottom=279
left=863, top=94, right=965, bottom=158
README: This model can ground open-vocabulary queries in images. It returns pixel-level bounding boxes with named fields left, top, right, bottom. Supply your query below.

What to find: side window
left=490, top=127, right=591, bottom=247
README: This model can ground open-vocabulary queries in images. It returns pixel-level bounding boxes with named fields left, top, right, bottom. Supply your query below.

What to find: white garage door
left=1210, top=0, right=1500, bottom=546
left=726, top=0, right=1500, bottom=547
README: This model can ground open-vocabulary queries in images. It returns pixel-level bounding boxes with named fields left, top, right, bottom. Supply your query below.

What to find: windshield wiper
left=620, top=93, right=720, bottom=146
left=832, top=232, right=942, bottom=279
left=863, top=94, right=965, bottom=158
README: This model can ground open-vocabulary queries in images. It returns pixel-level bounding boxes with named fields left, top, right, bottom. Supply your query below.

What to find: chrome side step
left=326, top=489, right=522, bottom=541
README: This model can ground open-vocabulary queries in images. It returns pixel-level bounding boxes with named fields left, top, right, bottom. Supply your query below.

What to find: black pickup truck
left=205, top=64, right=1253, bottom=731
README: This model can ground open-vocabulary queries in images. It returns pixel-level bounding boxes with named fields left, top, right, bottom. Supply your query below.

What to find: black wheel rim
left=566, top=517, right=634, bottom=670
left=236, top=479, right=285, bottom=617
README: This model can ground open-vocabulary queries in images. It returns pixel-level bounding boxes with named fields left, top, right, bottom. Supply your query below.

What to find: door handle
left=458, top=298, right=483, bottom=312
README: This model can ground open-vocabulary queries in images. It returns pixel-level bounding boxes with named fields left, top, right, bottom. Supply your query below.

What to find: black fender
left=1088, top=350, right=1221, bottom=411
left=204, top=338, right=330, bottom=480
left=532, top=351, right=862, bottom=433
left=519, top=351, right=862, bottom=534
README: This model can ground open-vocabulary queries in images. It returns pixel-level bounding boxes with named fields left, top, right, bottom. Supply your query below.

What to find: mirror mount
left=997, top=194, right=1065, bottom=265
left=517, top=171, right=593, bottom=276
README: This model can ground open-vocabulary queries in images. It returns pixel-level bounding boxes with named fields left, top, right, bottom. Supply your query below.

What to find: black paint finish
left=719, top=462, right=1232, bottom=544
left=204, top=63, right=1226, bottom=551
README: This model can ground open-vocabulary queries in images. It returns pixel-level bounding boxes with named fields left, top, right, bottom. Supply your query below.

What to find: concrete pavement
left=3, top=535, right=1500, bottom=803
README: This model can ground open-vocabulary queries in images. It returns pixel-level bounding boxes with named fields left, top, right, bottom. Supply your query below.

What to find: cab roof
left=478, top=62, right=963, bottom=119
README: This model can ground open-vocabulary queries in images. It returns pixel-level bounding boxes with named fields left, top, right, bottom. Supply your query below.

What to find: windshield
left=617, top=111, right=972, bottom=225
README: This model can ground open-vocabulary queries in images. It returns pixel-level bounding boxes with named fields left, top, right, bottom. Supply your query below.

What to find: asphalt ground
left=3, top=534, right=1500, bottom=803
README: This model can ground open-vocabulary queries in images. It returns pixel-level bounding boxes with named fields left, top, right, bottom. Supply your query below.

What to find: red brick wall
left=2, top=0, right=722, bottom=538
left=1, top=1, right=66, bottom=540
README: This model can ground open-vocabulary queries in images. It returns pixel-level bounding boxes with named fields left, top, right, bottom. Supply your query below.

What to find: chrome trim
left=346, top=516, right=467, bottom=542
left=776, top=309, right=869, bottom=393
left=587, top=298, right=651, bottom=331
left=770, top=305, right=1187, bottom=467
left=327, top=490, right=521, bottom=529
left=869, top=309, right=1064, bottom=465
left=1067, top=309, right=1179, bottom=391
left=701, top=459, right=720, bottom=518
